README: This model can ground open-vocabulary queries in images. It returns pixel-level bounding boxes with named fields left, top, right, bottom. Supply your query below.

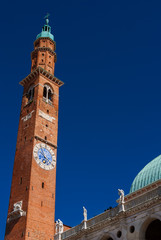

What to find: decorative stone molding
left=7, top=201, right=26, bottom=223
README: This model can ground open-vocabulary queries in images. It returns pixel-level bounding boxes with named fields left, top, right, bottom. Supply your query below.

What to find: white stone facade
left=55, top=182, right=161, bottom=240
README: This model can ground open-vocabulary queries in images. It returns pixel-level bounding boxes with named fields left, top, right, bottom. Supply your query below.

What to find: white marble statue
left=83, top=206, right=87, bottom=221
left=13, top=201, right=22, bottom=211
left=55, top=219, right=64, bottom=234
left=118, top=189, right=125, bottom=204
left=55, top=220, right=59, bottom=234
left=58, top=219, right=64, bottom=233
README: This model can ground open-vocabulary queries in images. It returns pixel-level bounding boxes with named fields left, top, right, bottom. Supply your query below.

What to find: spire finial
left=44, top=13, right=50, bottom=25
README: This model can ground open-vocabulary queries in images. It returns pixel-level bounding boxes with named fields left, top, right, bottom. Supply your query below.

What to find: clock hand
left=40, top=149, right=51, bottom=164
left=40, top=147, right=51, bottom=164
left=41, top=148, right=47, bottom=159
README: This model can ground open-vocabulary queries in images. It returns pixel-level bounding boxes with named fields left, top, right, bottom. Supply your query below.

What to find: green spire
left=36, top=14, right=54, bottom=41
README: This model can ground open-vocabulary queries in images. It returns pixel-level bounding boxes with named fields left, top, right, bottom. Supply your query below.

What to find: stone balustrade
left=57, top=186, right=161, bottom=240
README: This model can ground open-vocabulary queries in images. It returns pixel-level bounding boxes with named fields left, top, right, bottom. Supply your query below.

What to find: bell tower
left=5, top=16, right=63, bottom=239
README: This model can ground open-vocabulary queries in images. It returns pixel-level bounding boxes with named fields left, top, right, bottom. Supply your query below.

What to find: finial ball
left=46, top=18, right=49, bottom=25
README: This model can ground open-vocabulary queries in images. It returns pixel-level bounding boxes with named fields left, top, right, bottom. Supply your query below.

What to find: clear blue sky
left=1, top=0, right=161, bottom=238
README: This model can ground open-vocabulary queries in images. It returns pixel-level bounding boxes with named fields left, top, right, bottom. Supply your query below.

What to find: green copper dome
left=130, top=155, right=161, bottom=193
left=36, top=15, right=54, bottom=41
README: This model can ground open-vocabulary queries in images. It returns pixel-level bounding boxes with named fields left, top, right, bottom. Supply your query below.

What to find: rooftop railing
left=58, top=186, right=161, bottom=240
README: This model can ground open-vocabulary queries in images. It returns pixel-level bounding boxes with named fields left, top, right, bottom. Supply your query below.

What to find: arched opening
left=145, top=219, right=161, bottom=240
left=43, top=86, right=47, bottom=98
left=27, top=85, right=34, bottom=103
left=98, top=233, right=115, bottom=240
left=43, top=84, right=53, bottom=104
left=48, top=89, right=52, bottom=101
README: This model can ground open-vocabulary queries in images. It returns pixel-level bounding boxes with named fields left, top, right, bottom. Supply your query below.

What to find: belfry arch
left=100, top=237, right=114, bottom=240
left=145, top=219, right=161, bottom=240
left=98, top=232, right=116, bottom=240
left=139, top=215, right=161, bottom=240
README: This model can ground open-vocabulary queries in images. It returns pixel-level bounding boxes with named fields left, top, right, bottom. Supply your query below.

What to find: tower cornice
left=31, top=47, right=56, bottom=56
left=31, top=47, right=57, bottom=62
left=34, top=37, right=56, bottom=49
left=19, top=67, right=64, bottom=87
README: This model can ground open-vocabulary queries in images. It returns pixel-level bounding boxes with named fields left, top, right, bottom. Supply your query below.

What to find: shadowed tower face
left=5, top=16, right=63, bottom=240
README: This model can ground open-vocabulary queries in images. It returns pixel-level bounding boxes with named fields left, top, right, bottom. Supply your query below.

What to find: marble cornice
left=125, top=179, right=161, bottom=202
left=125, top=196, right=161, bottom=217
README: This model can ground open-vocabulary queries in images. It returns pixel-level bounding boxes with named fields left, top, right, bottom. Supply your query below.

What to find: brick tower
left=5, top=16, right=63, bottom=239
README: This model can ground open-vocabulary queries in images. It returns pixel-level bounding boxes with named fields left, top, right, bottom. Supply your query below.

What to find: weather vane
left=44, top=13, right=50, bottom=20
left=44, top=13, right=50, bottom=25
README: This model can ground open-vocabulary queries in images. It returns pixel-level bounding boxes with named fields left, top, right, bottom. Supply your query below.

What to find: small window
left=42, top=59, right=44, bottom=62
left=47, top=110, right=49, bottom=114
left=43, top=86, right=47, bottom=98
left=24, top=136, right=26, bottom=141
left=52, top=193, right=54, bottom=198
left=41, top=201, right=43, bottom=207
left=42, top=182, right=44, bottom=188
left=20, top=177, right=22, bottom=184
left=49, top=55, right=51, bottom=58
left=28, top=232, right=30, bottom=237
left=45, top=136, right=47, bottom=140
left=117, top=231, right=122, bottom=238
left=42, top=53, right=44, bottom=56
left=130, top=226, right=135, bottom=233
left=49, top=62, right=51, bottom=64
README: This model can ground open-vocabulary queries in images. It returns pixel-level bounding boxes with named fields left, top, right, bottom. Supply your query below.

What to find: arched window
left=43, top=84, right=53, bottom=104
left=43, top=86, right=47, bottom=98
left=48, top=89, right=52, bottom=101
left=145, top=219, right=161, bottom=240
left=27, top=85, right=34, bottom=103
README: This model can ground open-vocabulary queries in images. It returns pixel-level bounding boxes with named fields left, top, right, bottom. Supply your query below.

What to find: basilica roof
left=130, top=154, right=161, bottom=193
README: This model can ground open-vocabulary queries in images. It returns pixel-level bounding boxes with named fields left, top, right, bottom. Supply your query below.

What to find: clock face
left=33, top=143, right=56, bottom=170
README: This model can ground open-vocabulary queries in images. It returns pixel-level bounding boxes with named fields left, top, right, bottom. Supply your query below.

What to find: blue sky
left=1, top=0, right=161, bottom=237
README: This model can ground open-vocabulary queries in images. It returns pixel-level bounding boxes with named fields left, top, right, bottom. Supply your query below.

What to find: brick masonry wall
left=5, top=37, right=61, bottom=240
